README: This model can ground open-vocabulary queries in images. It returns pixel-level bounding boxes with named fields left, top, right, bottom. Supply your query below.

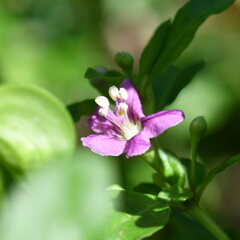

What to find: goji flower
left=81, top=79, right=184, bottom=158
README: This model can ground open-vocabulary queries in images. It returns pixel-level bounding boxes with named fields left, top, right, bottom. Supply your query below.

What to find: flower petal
left=125, top=133, right=151, bottom=158
left=81, top=134, right=127, bottom=156
left=88, top=108, right=118, bottom=135
left=141, top=110, right=185, bottom=139
left=119, top=79, right=144, bottom=121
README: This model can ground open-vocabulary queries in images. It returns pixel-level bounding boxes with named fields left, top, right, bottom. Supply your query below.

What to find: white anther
left=118, top=102, right=128, bottom=115
left=119, top=88, right=128, bottom=100
left=95, top=96, right=110, bottom=108
left=109, top=86, right=119, bottom=101
left=98, top=108, right=108, bottom=117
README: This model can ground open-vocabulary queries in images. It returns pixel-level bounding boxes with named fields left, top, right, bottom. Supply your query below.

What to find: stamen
left=98, top=108, right=108, bottom=117
left=119, top=88, right=128, bottom=100
left=109, top=86, right=119, bottom=101
left=118, top=102, right=128, bottom=115
left=95, top=96, right=110, bottom=108
left=95, top=88, right=141, bottom=141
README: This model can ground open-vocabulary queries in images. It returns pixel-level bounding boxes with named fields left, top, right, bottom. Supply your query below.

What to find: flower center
left=95, top=86, right=142, bottom=140
left=121, top=121, right=141, bottom=140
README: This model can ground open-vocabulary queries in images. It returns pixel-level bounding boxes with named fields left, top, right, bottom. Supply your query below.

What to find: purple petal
left=88, top=108, right=118, bottom=135
left=141, top=110, right=185, bottom=139
left=81, top=134, right=127, bottom=156
left=125, top=133, right=151, bottom=158
left=119, top=79, right=144, bottom=121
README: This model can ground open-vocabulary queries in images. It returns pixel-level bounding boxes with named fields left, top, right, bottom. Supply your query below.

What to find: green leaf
left=168, top=209, right=215, bottom=240
left=133, top=182, right=160, bottom=195
left=180, top=158, right=207, bottom=189
left=196, top=154, right=240, bottom=198
left=0, top=84, right=76, bottom=171
left=0, top=151, right=114, bottom=240
left=158, top=187, right=192, bottom=203
left=139, top=0, right=234, bottom=91
left=105, top=186, right=170, bottom=240
left=139, top=20, right=171, bottom=79
left=141, top=0, right=234, bottom=86
left=85, top=67, right=124, bottom=96
left=157, top=149, right=186, bottom=187
left=67, top=99, right=96, bottom=123
left=152, top=61, right=204, bottom=110
left=115, top=51, right=134, bottom=74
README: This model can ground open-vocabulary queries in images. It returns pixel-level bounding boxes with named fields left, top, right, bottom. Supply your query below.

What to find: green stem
left=140, top=140, right=163, bottom=174
left=190, top=140, right=198, bottom=190
left=196, top=154, right=240, bottom=201
left=187, top=205, right=230, bottom=240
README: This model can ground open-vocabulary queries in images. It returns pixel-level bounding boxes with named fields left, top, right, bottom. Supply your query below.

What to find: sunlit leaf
left=158, top=187, right=192, bottom=203
left=0, top=84, right=76, bottom=171
left=157, top=150, right=186, bottom=187
left=105, top=186, right=170, bottom=240
left=0, top=151, right=114, bottom=240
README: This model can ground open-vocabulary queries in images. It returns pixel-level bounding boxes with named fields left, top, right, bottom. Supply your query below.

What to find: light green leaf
left=67, top=99, right=96, bottom=123
left=0, top=84, right=76, bottom=171
left=0, top=151, right=114, bottom=240
left=105, top=186, right=170, bottom=240
left=158, top=187, right=192, bottom=203
left=158, top=150, right=186, bottom=187
left=196, top=154, right=240, bottom=199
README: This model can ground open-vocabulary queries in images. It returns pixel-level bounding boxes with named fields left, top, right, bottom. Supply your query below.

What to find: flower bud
left=114, top=51, right=134, bottom=74
left=189, top=116, right=207, bottom=141
left=95, top=96, right=110, bottom=108
left=108, top=86, right=119, bottom=101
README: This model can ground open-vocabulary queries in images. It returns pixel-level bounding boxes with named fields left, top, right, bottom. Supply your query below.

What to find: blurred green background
left=0, top=0, right=240, bottom=238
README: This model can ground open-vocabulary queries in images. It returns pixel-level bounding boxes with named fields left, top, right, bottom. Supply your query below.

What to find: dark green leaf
left=0, top=84, right=75, bottom=171
left=115, top=51, right=134, bottom=74
left=144, top=0, right=234, bottom=85
left=196, top=154, right=240, bottom=198
left=139, top=20, right=171, bottom=79
left=85, top=67, right=108, bottom=79
left=105, top=185, right=170, bottom=240
left=140, top=0, right=234, bottom=90
left=152, top=61, right=204, bottom=110
left=67, top=99, right=96, bottom=123
left=133, top=183, right=160, bottom=195
left=85, top=67, right=124, bottom=96
left=180, top=158, right=207, bottom=188
left=158, top=187, right=192, bottom=203
left=168, top=209, right=215, bottom=240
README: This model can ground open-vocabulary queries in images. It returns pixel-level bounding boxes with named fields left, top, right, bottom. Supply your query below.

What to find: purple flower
left=81, top=79, right=184, bottom=158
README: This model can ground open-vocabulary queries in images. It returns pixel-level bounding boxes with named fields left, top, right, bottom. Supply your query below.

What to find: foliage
left=0, top=0, right=239, bottom=240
